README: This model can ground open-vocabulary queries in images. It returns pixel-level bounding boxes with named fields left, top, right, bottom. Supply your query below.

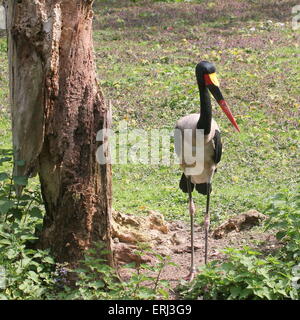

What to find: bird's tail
left=195, top=183, right=212, bottom=195
left=179, top=173, right=194, bottom=193
left=179, top=173, right=212, bottom=195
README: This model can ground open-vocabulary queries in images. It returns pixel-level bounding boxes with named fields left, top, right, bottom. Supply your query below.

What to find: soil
left=112, top=210, right=280, bottom=298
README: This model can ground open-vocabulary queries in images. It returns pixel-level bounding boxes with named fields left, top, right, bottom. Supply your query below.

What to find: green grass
left=92, top=0, right=300, bottom=226
left=0, top=0, right=299, bottom=229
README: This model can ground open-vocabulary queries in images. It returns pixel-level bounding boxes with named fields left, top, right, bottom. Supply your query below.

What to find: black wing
left=179, top=173, right=194, bottom=193
left=213, top=130, right=222, bottom=164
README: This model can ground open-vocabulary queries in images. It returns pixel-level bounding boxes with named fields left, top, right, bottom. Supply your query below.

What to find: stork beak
left=206, top=75, right=240, bottom=132
left=217, top=99, right=240, bottom=132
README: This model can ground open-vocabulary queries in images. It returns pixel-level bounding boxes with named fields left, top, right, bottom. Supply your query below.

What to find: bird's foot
left=183, top=268, right=196, bottom=282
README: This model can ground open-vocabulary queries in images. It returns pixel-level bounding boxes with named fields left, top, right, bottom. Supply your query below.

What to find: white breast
left=174, top=113, right=219, bottom=184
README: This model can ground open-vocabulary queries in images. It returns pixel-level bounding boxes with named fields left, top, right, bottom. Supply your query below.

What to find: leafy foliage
left=0, top=150, right=57, bottom=300
left=178, top=191, right=300, bottom=300
left=0, top=222, right=56, bottom=300
left=0, top=149, right=43, bottom=225
left=58, top=243, right=175, bottom=300
left=179, top=247, right=299, bottom=300
left=265, top=192, right=300, bottom=262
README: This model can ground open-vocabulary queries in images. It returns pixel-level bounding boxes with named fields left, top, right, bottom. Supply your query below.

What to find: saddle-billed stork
left=174, top=61, right=240, bottom=281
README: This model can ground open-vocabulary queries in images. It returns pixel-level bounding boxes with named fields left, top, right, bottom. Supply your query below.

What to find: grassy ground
left=0, top=0, right=299, bottom=228
left=92, top=0, right=300, bottom=226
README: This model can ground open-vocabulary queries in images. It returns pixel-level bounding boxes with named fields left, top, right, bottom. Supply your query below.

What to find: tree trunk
left=5, top=0, right=113, bottom=265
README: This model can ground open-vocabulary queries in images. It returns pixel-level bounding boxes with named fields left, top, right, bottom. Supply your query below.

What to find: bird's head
left=196, top=61, right=240, bottom=132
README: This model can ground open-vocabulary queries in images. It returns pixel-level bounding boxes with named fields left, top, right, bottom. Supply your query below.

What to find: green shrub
left=179, top=247, right=298, bottom=300
left=265, top=191, right=300, bottom=262
left=178, top=189, right=300, bottom=300
left=0, top=222, right=56, bottom=300
left=58, top=243, right=174, bottom=300
left=0, top=149, right=56, bottom=300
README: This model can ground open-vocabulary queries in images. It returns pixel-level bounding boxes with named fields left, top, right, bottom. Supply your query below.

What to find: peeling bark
left=6, top=0, right=113, bottom=265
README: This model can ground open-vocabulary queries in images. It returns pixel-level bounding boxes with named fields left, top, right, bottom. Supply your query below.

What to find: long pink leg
left=184, top=177, right=196, bottom=282
left=204, top=183, right=211, bottom=264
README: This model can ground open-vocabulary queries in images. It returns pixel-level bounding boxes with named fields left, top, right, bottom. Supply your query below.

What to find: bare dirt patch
left=112, top=210, right=279, bottom=297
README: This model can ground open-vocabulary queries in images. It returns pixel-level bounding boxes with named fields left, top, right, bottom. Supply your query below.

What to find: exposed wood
left=5, top=0, right=113, bottom=265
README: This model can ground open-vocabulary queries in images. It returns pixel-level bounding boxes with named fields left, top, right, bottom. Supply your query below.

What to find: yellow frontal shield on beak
left=204, top=72, right=220, bottom=87
left=208, top=73, right=220, bottom=87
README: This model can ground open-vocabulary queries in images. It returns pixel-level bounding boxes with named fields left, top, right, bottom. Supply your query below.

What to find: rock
left=148, top=211, right=169, bottom=234
left=182, top=244, right=202, bottom=253
left=154, top=237, right=164, bottom=245
left=169, top=221, right=186, bottom=231
left=114, top=243, right=153, bottom=265
left=171, top=232, right=185, bottom=245
left=113, top=210, right=140, bottom=227
left=212, top=210, right=267, bottom=239
left=156, top=246, right=172, bottom=257
left=173, top=247, right=186, bottom=254
left=113, top=225, right=151, bottom=243
left=111, top=210, right=171, bottom=264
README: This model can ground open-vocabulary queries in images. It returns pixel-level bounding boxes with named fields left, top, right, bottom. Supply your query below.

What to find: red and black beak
left=204, top=73, right=240, bottom=132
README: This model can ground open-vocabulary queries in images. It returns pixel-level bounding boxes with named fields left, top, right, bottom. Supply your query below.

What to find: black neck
left=196, top=83, right=212, bottom=135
